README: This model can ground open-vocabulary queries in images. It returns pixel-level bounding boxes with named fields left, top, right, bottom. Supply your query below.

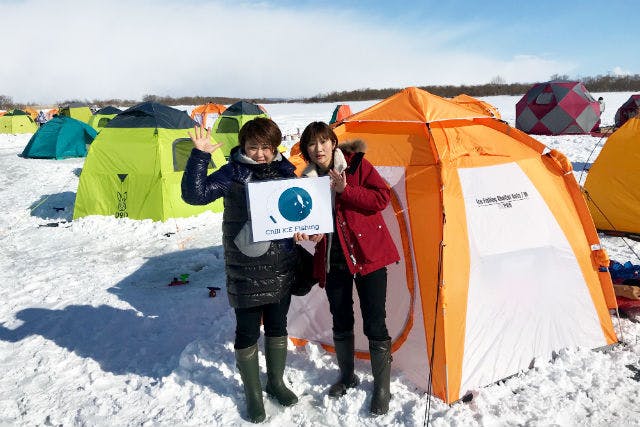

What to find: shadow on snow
left=0, top=246, right=234, bottom=380
left=29, top=191, right=76, bottom=221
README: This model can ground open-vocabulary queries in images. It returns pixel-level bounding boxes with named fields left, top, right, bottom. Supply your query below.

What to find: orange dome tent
left=190, top=102, right=226, bottom=129
left=451, top=94, right=501, bottom=119
left=288, top=87, right=617, bottom=403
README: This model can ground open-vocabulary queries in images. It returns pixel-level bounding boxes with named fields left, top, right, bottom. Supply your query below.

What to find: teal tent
left=22, top=116, right=98, bottom=159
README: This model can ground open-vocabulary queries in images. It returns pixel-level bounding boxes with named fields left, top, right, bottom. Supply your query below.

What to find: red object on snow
left=168, top=278, right=189, bottom=286
left=207, top=286, right=221, bottom=298
left=616, top=296, right=640, bottom=310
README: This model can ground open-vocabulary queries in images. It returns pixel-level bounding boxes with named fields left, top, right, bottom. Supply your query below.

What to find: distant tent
left=584, top=116, right=640, bottom=234
left=614, top=94, right=640, bottom=128
left=46, top=108, right=59, bottom=120
left=74, top=102, right=226, bottom=221
left=515, top=81, right=601, bottom=135
left=0, top=109, right=38, bottom=133
left=287, top=142, right=307, bottom=176
left=58, top=103, right=93, bottom=124
left=22, top=116, right=97, bottom=159
left=212, top=101, right=268, bottom=157
left=190, top=102, right=226, bottom=129
left=451, top=94, right=501, bottom=119
left=329, top=104, right=353, bottom=124
left=88, top=106, right=122, bottom=130
left=23, top=107, right=38, bottom=120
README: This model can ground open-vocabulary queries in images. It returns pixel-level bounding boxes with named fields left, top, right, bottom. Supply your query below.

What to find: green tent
left=58, top=103, right=93, bottom=124
left=0, top=109, right=38, bottom=133
left=22, top=116, right=97, bottom=159
left=74, top=102, right=226, bottom=221
left=88, top=106, right=122, bottom=131
left=212, top=101, right=268, bottom=157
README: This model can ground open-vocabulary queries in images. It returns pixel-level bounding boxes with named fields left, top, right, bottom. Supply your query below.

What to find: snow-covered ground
left=1, top=92, right=639, bottom=426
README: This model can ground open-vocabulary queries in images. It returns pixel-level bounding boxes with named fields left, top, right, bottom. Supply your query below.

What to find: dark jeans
left=325, top=265, right=390, bottom=342
left=234, top=294, right=291, bottom=349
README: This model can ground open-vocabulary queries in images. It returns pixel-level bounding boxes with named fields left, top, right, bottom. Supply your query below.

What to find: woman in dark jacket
left=294, top=121, right=399, bottom=415
left=182, top=118, right=298, bottom=423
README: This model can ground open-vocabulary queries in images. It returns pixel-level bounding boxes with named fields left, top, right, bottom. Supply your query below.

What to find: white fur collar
left=302, top=148, right=347, bottom=177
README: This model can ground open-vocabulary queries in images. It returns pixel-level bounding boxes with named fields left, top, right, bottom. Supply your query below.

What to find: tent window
left=172, top=138, right=217, bottom=172
left=98, top=117, right=111, bottom=127
left=216, top=117, right=239, bottom=133
left=535, top=93, right=554, bottom=105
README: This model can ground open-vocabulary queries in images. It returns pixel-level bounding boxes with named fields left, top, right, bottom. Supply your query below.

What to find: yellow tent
left=584, top=116, right=640, bottom=234
left=0, top=109, right=38, bottom=133
left=23, top=107, right=38, bottom=120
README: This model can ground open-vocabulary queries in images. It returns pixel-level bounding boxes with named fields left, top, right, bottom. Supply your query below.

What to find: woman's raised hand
left=188, top=126, right=223, bottom=154
left=328, top=169, right=347, bottom=193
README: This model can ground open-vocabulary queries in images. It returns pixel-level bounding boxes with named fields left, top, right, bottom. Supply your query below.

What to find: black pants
left=234, top=294, right=291, bottom=349
left=325, top=265, right=390, bottom=341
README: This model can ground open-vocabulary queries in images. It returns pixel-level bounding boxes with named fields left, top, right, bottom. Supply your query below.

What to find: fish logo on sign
left=277, top=187, right=312, bottom=221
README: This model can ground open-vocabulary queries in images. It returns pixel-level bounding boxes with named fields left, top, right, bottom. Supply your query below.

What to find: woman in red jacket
left=294, top=121, right=399, bottom=415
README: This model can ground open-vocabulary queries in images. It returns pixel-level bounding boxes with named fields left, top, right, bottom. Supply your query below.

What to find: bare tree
left=0, top=94, right=13, bottom=109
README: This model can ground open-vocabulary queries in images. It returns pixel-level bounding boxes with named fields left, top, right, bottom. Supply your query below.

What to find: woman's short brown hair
left=299, top=121, right=338, bottom=163
left=238, top=117, right=282, bottom=152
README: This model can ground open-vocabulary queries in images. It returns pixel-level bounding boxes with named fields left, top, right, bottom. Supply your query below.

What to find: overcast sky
left=1, top=0, right=637, bottom=104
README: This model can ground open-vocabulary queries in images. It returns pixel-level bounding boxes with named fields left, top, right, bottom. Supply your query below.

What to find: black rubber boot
left=264, top=336, right=298, bottom=406
left=235, top=344, right=266, bottom=423
left=369, top=339, right=392, bottom=415
left=328, top=331, right=360, bottom=398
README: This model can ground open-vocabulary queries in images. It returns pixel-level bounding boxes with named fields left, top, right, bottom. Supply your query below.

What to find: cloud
left=611, top=66, right=632, bottom=76
left=1, top=0, right=575, bottom=104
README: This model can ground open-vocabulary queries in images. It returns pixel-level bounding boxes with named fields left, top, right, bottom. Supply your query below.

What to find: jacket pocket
left=347, top=216, right=389, bottom=264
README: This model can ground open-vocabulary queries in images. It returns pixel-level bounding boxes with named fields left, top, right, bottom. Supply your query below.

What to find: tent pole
left=614, top=307, right=625, bottom=343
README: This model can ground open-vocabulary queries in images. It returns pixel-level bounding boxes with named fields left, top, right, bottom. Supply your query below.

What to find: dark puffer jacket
left=181, top=146, right=297, bottom=308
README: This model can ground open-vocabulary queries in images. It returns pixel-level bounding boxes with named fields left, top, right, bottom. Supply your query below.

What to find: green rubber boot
left=328, top=331, right=360, bottom=398
left=236, top=344, right=266, bottom=423
left=264, top=336, right=298, bottom=406
left=369, top=339, right=392, bottom=415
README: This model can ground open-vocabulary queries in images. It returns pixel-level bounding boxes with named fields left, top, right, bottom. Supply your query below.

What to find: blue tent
left=22, top=116, right=97, bottom=159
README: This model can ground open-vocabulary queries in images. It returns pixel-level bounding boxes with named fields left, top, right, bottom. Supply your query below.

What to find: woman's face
left=244, top=140, right=275, bottom=163
left=307, top=138, right=334, bottom=170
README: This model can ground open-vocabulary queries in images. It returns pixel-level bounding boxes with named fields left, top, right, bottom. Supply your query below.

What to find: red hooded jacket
left=304, top=141, right=400, bottom=286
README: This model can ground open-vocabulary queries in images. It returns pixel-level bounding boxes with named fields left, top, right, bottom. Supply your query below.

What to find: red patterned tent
left=614, top=94, right=640, bottom=128
left=515, top=81, right=600, bottom=135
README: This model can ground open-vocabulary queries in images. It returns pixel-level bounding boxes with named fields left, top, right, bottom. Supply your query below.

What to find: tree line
left=2, top=73, right=639, bottom=110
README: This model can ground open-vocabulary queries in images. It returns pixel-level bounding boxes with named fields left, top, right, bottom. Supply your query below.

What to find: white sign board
left=247, top=176, right=334, bottom=242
